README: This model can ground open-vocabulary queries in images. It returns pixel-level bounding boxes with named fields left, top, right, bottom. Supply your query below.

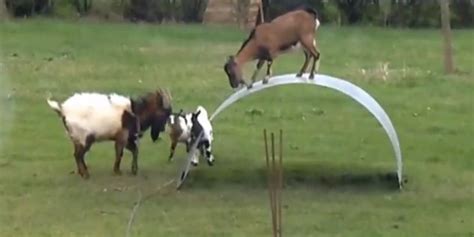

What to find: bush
left=5, top=0, right=53, bottom=17
left=124, top=0, right=207, bottom=22
left=2, top=0, right=473, bottom=28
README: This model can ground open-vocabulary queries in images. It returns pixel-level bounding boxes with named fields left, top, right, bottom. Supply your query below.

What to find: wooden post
left=439, top=0, right=455, bottom=73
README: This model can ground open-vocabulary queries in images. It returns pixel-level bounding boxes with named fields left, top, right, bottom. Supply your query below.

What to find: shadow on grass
left=180, top=161, right=402, bottom=191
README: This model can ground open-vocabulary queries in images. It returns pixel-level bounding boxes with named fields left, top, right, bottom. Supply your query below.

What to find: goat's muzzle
left=224, top=56, right=241, bottom=89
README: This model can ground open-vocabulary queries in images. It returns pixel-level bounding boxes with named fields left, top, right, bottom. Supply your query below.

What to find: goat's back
left=251, top=9, right=317, bottom=50
left=168, top=113, right=193, bottom=142
left=195, top=106, right=213, bottom=142
left=61, top=93, right=132, bottom=141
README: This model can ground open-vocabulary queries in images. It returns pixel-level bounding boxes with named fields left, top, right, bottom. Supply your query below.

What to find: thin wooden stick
left=264, top=129, right=276, bottom=237
left=278, top=129, right=283, bottom=237
left=125, top=179, right=174, bottom=237
left=271, top=132, right=277, bottom=237
left=126, top=189, right=142, bottom=237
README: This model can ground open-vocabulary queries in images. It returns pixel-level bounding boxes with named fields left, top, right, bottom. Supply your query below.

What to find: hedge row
left=3, top=0, right=474, bottom=28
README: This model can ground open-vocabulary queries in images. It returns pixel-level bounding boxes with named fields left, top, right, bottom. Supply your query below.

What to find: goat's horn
left=166, top=88, right=172, bottom=101
left=160, top=88, right=171, bottom=109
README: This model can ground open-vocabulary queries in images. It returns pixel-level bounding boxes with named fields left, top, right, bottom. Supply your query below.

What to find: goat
left=167, top=106, right=214, bottom=166
left=167, top=109, right=193, bottom=161
left=46, top=89, right=172, bottom=179
left=224, top=7, right=321, bottom=89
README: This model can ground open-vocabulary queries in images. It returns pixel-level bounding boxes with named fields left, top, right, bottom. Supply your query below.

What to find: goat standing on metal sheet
left=46, top=89, right=172, bottom=179
left=167, top=106, right=214, bottom=166
left=224, top=7, right=321, bottom=89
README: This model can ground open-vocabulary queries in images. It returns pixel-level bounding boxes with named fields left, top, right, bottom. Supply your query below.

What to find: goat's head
left=190, top=110, right=202, bottom=140
left=224, top=56, right=242, bottom=89
left=133, top=89, right=172, bottom=142
left=150, top=88, right=172, bottom=142
left=167, top=109, right=184, bottom=125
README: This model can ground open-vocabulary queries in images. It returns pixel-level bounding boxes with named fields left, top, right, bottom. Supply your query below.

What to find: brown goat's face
left=149, top=92, right=172, bottom=142
left=224, top=56, right=241, bottom=89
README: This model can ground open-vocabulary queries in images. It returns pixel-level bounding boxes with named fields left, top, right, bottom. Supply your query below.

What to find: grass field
left=0, top=19, right=473, bottom=237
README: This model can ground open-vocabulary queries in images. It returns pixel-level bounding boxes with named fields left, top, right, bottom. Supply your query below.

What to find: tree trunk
left=440, top=0, right=455, bottom=73
left=0, top=0, right=8, bottom=20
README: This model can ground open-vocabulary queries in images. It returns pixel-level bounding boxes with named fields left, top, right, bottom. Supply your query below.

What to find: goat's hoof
left=207, top=160, right=214, bottom=166
left=296, top=73, right=303, bottom=77
left=82, top=172, right=90, bottom=179
left=246, top=84, right=253, bottom=89
left=309, top=74, right=315, bottom=80
left=131, top=168, right=138, bottom=175
left=113, top=170, right=122, bottom=176
left=263, top=78, right=269, bottom=84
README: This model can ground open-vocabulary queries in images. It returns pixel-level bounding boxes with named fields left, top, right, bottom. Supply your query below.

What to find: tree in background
left=440, top=0, right=455, bottom=73
left=73, top=0, right=92, bottom=16
left=379, top=0, right=391, bottom=26
left=0, top=0, right=8, bottom=19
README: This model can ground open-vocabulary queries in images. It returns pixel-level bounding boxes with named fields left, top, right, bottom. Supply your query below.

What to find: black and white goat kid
left=167, top=106, right=214, bottom=166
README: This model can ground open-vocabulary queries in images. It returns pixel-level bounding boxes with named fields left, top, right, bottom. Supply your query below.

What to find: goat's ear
left=193, top=110, right=201, bottom=118
left=227, top=55, right=234, bottom=61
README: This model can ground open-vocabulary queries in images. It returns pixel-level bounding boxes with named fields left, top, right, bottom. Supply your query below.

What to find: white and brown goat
left=47, top=89, right=172, bottom=179
left=224, top=7, right=321, bottom=89
left=167, top=106, right=214, bottom=166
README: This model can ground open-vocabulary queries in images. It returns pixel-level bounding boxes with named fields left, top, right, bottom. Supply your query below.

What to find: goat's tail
left=315, top=18, right=321, bottom=30
left=47, top=98, right=62, bottom=116
left=302, top=7, right=318, bottom=19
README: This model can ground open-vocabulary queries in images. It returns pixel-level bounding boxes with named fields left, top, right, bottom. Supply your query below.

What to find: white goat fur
left=47, top=93, right=133, bottom=146
left=195, top=106, right=213, bottom=143
left=191, top=106, right=213, bottom=165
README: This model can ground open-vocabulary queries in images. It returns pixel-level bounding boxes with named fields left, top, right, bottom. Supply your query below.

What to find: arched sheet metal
left=177, top=74, right=403, bottom=189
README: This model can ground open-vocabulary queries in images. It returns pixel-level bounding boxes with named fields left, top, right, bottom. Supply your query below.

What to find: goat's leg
left=78, top=135, right=94, bottom=179
left=114, top=141, right=124, bottom=175
left=131, top=148, right=139, bottom=175
left=301, top=37, right=321, bottom=79
left=248, top=60, right=265, bottom=89
left=168, top=140, right=177, bottom=161
left=190, top=148, right=199, bottom=166
left=309, top=51, right=320, bottom=79
left=296, top=50, right=310, bottom=77
left=262, top=60, right=273, bottom=84
left=186, top=142, right=190, bottom=152
left=126, top=143, right=139, bottom=175
left=73, top=143, right=87, bottom=178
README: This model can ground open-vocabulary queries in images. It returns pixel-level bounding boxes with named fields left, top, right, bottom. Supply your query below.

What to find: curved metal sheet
left=178, top=73, right=403, bottom=189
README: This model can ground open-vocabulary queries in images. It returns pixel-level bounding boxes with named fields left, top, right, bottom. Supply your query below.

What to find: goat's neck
left=235, top=44, right=256, bottom=66
left=131, top=98, right=153, bottom=130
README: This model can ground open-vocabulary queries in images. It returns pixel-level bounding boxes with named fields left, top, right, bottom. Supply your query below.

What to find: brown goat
left=224, top=7, right=321, bottom=89
left=47, top=89, right=172, bottom=178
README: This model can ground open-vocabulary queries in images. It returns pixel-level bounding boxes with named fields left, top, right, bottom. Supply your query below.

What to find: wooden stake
left=271, top=132, right=277, bottom=237
left=264, top=130, right=276, bottom=237
left=278, top=129, right=283, bottom=237
left=264, top=129, right=283, bottom=237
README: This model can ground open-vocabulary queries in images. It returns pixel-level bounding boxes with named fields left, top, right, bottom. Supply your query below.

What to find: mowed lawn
left=0, top=19, right=473, bottom=237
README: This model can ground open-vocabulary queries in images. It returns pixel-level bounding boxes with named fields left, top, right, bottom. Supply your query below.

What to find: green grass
left=0, top=19, right=473, bottom=237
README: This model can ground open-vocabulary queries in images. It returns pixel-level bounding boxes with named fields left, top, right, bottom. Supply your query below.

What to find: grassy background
left=0, top=19, right=473, bottom=236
